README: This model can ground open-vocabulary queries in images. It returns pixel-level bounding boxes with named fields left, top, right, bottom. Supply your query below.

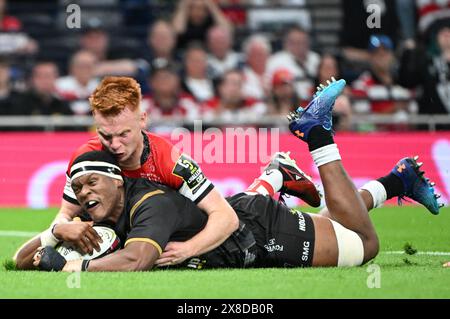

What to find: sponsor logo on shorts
left=264, top=238, right=284, bottom=252
left=301, top=241, right=311, bottom=262
left=186, top=257, right=207, bottom=269
left=243, top=250, right=256, bottom=267
left=297, top=213, right=306, bottom=232
left=289, top=209, right=307, bottom=232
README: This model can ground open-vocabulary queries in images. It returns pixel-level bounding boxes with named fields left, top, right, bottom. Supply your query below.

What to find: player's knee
left=362, top=232, right=379, bottom=262
left=331, top=220, right=365, bottom=267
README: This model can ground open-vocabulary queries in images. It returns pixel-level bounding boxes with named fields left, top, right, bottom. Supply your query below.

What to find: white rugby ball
left=55, top=226, right=121, bottom=261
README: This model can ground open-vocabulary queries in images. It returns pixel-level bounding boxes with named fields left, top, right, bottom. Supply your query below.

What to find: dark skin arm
left=13, top=220, right=102, bottom=270
left=53, top=221, right=102, bottom=255
left=51, top=241, right=160, bottom=272
left=87, top=242, right=159, bottom=271
left=14, top=236, right=41, bottom=270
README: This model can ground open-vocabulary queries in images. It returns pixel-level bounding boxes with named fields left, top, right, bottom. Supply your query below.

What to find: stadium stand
left=0, top=0, right=449, bottom=132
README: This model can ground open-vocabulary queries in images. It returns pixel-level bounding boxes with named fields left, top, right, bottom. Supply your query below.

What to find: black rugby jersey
left=111, top=178, right=258, bottom=269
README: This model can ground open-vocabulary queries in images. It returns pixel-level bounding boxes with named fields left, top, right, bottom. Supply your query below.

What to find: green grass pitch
left=0, top=206, right=449, bottom=299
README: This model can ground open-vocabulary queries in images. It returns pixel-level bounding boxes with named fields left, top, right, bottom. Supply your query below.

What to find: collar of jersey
left=140, top=131, right=150, bottom=165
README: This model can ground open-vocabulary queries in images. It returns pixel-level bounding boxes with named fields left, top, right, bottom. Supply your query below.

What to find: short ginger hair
left=89, top=76, right=142, bottom=116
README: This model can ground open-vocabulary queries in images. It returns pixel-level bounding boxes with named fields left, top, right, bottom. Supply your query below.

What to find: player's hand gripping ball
left=56, top=226, right=120, bottom=261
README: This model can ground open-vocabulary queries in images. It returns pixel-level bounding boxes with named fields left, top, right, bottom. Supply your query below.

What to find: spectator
left=338, top=0, right=402, bottom=84
left=79, top=23, right=110, bottom=62
left=20, top=61, right=72, bottom=116
left=142, top=61, right=200, bottom=121
left=0, top=57, right=23, bottom=115
left=56, top=50, right=99, bottom=115
left=182, top=44, right=214, bottom=102
left=0, top=0, right=20, bottom=31
left=399, top=19, right=450, bottom=119
left=215, top=0, right=247, bottom=27
left=353, top=35, right=411, bottom=113
left=267, top=68, right=300, bottom=116
left=0, top=0, right=38, bottom=56
left=315, top=54, right=353, bottom=131
left=339, top=0, right=399, bottom=65
left=241, top=34, right=271, bottom=100
left=207, top=25, right=241, bottom=78
left=79, top=21, right=141, bottom=77
left=416, top=0, right=450, bottom=48
left=352, top=35, right=412, bottom=131
left=139, top=19, right=180, bottom=93
left=203, top=69, right=267, bottom=122
left=145, top=19, right=179, bottom=67
left=267, top=26, right=320, bottom=101
left=172, top=0, right=232, bottom=50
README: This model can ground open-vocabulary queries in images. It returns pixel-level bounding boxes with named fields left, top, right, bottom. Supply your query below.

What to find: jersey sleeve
left=63, top=173, right=78, bottom=205
left=153, top=134, right=214, bottom=204
left=125, top=192, right=181, bottom=254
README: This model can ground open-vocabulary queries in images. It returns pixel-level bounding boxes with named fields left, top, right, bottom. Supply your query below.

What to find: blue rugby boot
left=287, top=77, right=346, bottom=142
left=391, top=156, right=443, bottom=215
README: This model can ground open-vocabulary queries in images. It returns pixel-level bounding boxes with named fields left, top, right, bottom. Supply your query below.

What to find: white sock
left=259, top=169, right=283, bottom=193
left=361, top=180, right=387, bottom=208
left=310, top=144, right=341, bottom=167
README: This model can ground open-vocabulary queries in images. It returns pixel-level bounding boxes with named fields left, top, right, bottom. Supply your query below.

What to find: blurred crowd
left=1, top=0, right=450, bottom=131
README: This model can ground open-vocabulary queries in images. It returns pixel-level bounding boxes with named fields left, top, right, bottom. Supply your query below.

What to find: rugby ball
left=55, top=226, right=121, bottom=261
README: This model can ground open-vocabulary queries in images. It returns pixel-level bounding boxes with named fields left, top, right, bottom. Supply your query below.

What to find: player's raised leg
left=245, top=152, right=322, bottom=207
left=360, top=156, right=442, bottom=214
left=288, top=78, right=379, bottom=265
left=318, top=155, right=443, bottom=219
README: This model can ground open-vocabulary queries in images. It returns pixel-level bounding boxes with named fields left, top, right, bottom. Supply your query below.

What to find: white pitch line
left=382, top=251, right=450, bottom=256
left=0, top=230, right=39, bottom=237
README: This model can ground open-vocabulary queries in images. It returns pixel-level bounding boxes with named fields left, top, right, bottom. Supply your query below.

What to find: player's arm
left=157, top=153, right=239, bottom=265
left=32, top=240, right=159, bottom=272
left=14, top=236, right=41, bottom=270
left=61, top=241, right=159, bottom=272
left=82, top=194, right=178, bottom=272
left=54, top=200, right=81, bottom=223
left=14, top=219, right=102, bottom=270
left=156, top=188, right=238, bottom=265
left=35, top=193, right=178, bottom=272
left=185, top=187, right=238, bottom=254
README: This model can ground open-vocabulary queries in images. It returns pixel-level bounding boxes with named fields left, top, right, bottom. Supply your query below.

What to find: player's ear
left=139, top=111, right=147, bottom=130
left=114, top=179, right=124, bottom=188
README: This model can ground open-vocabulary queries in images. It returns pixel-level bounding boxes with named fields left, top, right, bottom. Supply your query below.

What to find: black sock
left=307, top=126, right=335, bottom=151
left=377, top=173, right=405, bottom=199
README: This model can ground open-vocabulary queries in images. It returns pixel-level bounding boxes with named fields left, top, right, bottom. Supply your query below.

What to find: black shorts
left=227, top=193, right=316, bottom=267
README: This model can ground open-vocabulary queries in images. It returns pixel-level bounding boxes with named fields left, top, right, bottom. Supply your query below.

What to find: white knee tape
left=330, top=220, right=364, bottom=267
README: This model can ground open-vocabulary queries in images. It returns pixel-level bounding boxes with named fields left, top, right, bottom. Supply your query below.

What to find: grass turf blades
left=0, top=206, right=449, bottom=298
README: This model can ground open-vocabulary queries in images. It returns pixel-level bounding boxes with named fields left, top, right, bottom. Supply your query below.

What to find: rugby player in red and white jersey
left=44, top=76, right=240, bottom=266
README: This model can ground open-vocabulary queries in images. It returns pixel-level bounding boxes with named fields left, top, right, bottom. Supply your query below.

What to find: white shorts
left=330, top=219, right=365, bottom=267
